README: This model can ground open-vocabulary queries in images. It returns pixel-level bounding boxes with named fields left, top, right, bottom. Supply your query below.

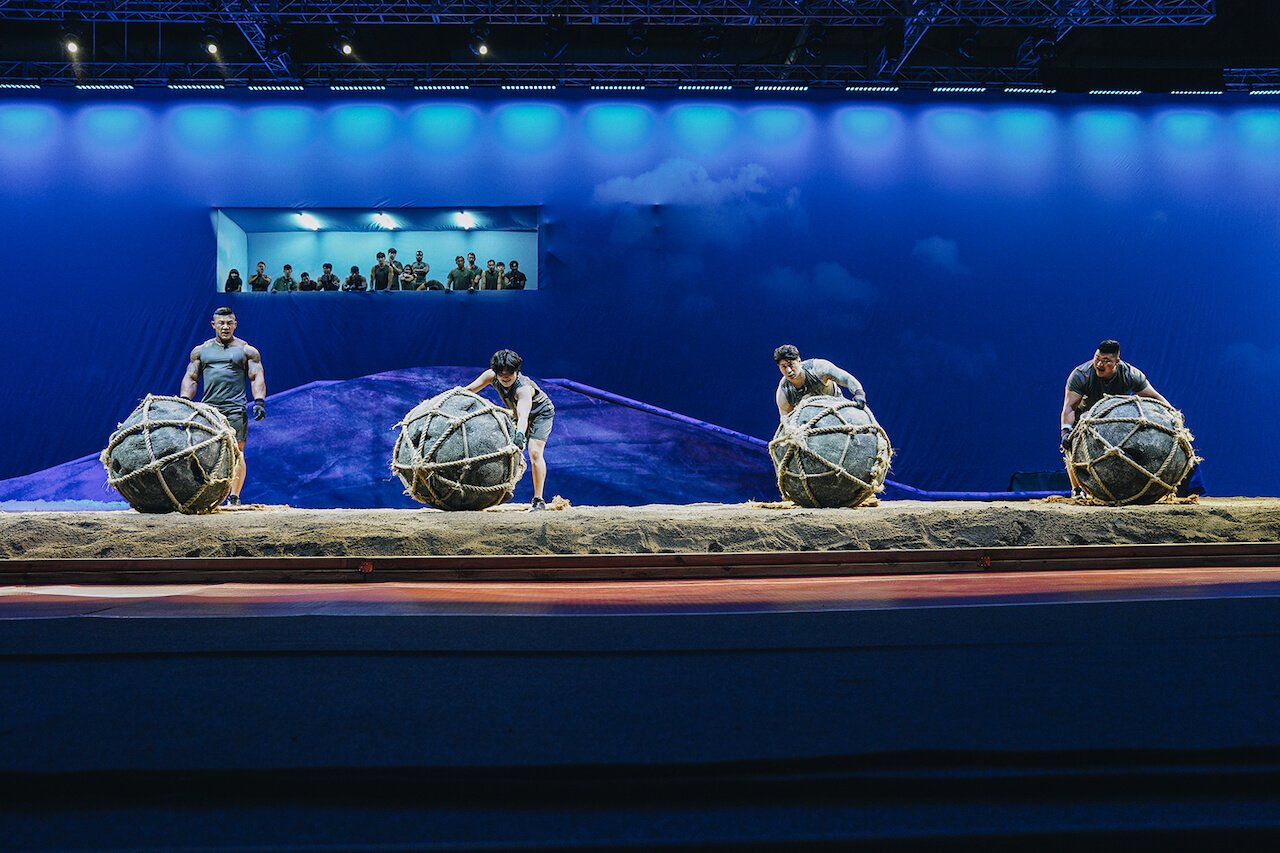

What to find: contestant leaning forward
left=773, top=344, right=869, bottom=418
left=181, top=307, right=266, bottom=506
left=466, top=349, right=554, bottom=511
left=1059, top=339, right=1172, bottom=497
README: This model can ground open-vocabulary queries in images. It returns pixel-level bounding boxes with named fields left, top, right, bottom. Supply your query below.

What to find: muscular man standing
left=773, top=344, right=868, bottom=419
left=181, top=307, right=266, bottom=506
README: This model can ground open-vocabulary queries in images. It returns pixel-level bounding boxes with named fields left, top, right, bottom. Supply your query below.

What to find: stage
left=2, top=497, right=1278, bottom=562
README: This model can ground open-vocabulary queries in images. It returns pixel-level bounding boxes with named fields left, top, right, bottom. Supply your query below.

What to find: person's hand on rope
left=1060, top=425, right=1073, bottom=451
left=851, top=396, right=866, bottom=410
left=253, top=399, right=267, bottom=421
left=513, top=430, right=527, bottom=450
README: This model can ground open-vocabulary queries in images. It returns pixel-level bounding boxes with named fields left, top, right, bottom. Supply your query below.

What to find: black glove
left=851, top=397, right=866, bottom=410
left=253, top=399, right=266, bottom=421
left=1060, top=426, right=1073, bottom=451
left=513, top=430, right=527, bottom=450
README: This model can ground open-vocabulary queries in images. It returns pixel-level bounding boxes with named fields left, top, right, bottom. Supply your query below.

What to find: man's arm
left=246, top=345, right=267, bottom=419
left=513, top=387, right=533, bottom=435
left=776, top=384, right=793, bottom=419
left=464, top=370, right=494, bottom=393
left=1061, top=389, right=1083, bottom=429
left=1136, top=385, right=1170, bottom=406
left=815, top=360, right=867, bottom=406
left=180, top=347, right=201, bottom=400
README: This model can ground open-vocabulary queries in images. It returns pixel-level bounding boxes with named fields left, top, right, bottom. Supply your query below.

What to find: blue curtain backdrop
left=1, top=93, right=1277, bottom=495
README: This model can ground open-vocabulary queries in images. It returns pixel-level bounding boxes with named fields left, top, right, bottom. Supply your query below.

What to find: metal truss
left=230, top=2, right=291, bottom=77
left=1224, top=68, right=1280, bottom=92
left=0, top=1, right=1218, bottom=27
left=0, top=60, right=1045, bottom=88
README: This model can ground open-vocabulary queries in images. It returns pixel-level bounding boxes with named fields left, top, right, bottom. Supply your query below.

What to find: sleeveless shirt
left=198, top=339, right=249, bottom=411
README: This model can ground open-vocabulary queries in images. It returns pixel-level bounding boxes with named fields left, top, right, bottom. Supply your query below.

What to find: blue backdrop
left=1, top=92, right=1277, bottom=495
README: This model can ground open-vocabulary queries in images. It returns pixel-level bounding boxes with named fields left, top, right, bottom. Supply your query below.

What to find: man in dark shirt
left=180, top=307, right=266, bottom=506
left=465, top=349, right=555, bottom=512
left=773, top=344, right=868, bottom=419
left=271, top=264, right=296, bottom=292
left=369, top=252, right=393, bottom=291
left=481, top=259, right=501, bottom=290
left=1060, top=339, right=1171, bottom=494
left=247, top=261, right=271, bottom=293
left=411, top=251, right=430, bottom=289
left=317, top=263, right=340, bottom=291
left=297, top=271, right=316, bottom=291
left=446, top=255, right=471, bottom=292
left=466, top=252, right=481, bottom=291
left=343, top=265, right=367, bottom=292
left=505, top=259, right=527, bottom=290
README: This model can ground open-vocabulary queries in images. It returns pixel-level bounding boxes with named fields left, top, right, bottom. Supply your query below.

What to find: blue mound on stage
left=0, top=367, right=788, bottom=510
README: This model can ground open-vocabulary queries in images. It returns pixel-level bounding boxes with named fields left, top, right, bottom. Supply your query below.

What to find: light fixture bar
left=168, top=83, right=225, bottom=90
left=846, top=85, right=899, bottom=92
left=75, top=84, right=135, bottom=90
left=248, top=84, right=305, bottom=91
left=414, top=84, right=469, bottom=90
left=1004, top=87, right=1057, bottom=94
left=1088, top=89, right=1143, bottom=95
left=933, top=85, right=987, bottom=93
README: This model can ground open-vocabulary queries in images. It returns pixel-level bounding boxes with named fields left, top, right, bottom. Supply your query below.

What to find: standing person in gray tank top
left=772, top=344, right=868, bottom=420
left=180, top=307, right=267, bottom=506
left=465, top=349, right=555, bottom=511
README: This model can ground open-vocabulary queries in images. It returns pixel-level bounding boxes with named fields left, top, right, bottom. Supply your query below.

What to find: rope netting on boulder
left=768, top=395, right=892, bottom=508
left=391, top=386, right=527, bottom=511
left=1066, top=394, right=1199, bottom=505
left=100, top=394, right=239, bottom=514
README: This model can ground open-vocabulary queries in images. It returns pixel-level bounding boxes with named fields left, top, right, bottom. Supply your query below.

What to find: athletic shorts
left=527, top=409, right=554, bottom=443
left=219, top=407, right=248, bottom=444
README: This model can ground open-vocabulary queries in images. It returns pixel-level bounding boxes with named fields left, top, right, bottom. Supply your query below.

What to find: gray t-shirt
left=197, top=339, right=249, bottom=412
left=1067, top=360, right=1150, bottom=415
left=778, top=358, right=861, bottom=408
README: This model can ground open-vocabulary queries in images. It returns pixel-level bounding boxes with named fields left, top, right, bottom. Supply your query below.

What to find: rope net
left=768, top=395, right=893, bottom=508
left=1066, top=394, right=1199, bottom=505
left=100, top=394, right=239, bottom=514
left=392, top=387, right=527, bottom=511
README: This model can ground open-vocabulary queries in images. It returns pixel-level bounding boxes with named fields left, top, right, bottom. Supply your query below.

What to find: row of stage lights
left=294, top=211, right=478, bottom=230
left=6, top=81, right=1279, bottom=95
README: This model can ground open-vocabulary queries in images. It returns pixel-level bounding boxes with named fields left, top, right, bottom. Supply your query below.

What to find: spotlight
left=296, top=212, right=322, bottom=231
left=373, top=212, right=399, bottom=230
left=333, top=30, right=355, bottom=57
left=201, top=23, right=223, bottom=57
left=455, top=211, right=476, bottom=230
left=61, top=24, right=83, bottom=56
left=626, top=22, right=648, bottom=58
left=469, top=24, right=490, bottom=58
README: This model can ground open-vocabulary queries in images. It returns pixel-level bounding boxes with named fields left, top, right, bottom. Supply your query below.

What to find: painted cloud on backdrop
left=911, top=236, right=969, bottom=276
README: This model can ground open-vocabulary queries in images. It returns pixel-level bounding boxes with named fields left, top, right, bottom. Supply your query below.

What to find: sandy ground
left=0, top=498, right=1277, bottom=560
